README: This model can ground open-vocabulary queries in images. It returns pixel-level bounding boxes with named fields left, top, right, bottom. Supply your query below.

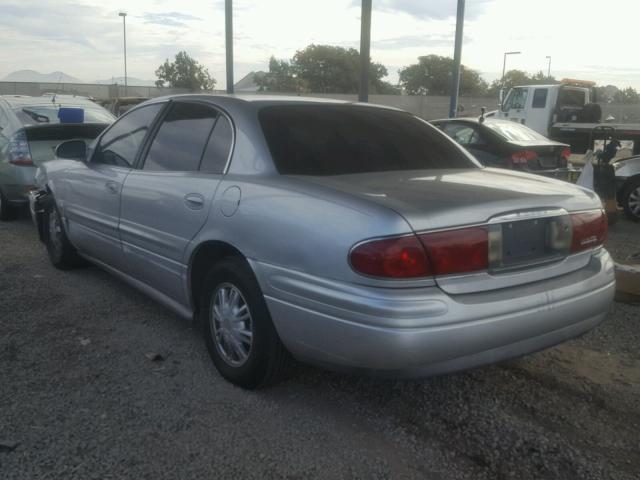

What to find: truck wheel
left=0, top=190, right=17, bottom=221
left=200, top=257, right=292, bottom=389
left=45, top=203, right=86, bottom=269
left=622, top=178, right=640, bottom=222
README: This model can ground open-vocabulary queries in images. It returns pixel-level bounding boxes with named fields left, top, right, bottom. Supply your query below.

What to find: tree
left=291, top=44, right=395, bottom=94
left=155, top=51, right=216, bottom=91
left=254, top=56, right=299, bottom=93
left=487, top=70, right=558, bottom=96
left=614, top=86, right=640, bottom=104
left=398, top=55, right=488, bottom=96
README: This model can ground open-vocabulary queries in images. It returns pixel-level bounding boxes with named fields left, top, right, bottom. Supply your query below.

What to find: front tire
left=45, top=203, right=85, bottom=269
left=622, top=178, right=640, bottom=222
left=200, top=257, right=292, bottom=389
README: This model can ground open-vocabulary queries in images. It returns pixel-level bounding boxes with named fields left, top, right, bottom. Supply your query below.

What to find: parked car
left=431, top=117, right=578, bottom=181
left=0, top=95, right=114, bottom=220
left=613, top=155, right=640, bottom=221
left=32, top=95, right=615, bottom=389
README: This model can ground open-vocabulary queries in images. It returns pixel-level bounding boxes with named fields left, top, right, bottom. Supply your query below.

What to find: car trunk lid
left=295, top=168, right=601, bottom=293
left=23, top=123, right=107, bottom=166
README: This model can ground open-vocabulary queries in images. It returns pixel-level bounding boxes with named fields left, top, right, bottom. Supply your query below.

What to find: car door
left=63, top=102, right=164, bottom=270
left=500, top=87, right=529, bottom=125
left=118, top=100, right=234, bottom=303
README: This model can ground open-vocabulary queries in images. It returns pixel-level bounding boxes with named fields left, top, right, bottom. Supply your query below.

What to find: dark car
left=431, top=118, right=576, bottom=180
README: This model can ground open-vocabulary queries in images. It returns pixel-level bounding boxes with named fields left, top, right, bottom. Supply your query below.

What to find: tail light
left=509, top=150, right=538, bottom=167
left=349, top=227, right=489, bottom=279
left=8, top=130, right=33, bottom=166
left=418, top=227, right=488, bottom=275
left=559, top=147, right=571, bottom=168
left=349, top=235, right=431, bottom=278
left=570, top=210, right=607, bottom=253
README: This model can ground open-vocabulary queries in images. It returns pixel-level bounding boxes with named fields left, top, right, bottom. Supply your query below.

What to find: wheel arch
left=618, top=173, right=640, bottom=203
left=188, top=240, right=250, bottom=315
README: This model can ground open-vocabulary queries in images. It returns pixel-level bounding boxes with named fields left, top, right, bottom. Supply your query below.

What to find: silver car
left=32, top=95, right=615, bottom=389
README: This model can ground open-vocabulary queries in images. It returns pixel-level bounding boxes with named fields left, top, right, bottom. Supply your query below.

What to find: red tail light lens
left=350, top=227, right=489, bottom=279
left=350, top=235, right=431, bottom=278
left=8, top=130, right=33, bottom=166
left=418, top=227, right=488, bottom=275
left=570, top=210, right=607, bottom=253
left=561, top=147, right=571, bottom=160
left=510, top=150, right=538, bottom=166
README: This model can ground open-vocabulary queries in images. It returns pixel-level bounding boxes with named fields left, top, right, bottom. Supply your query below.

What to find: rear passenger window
left=143, top=102, right=218, bottom=172
left=200, top=116, right=233, bottom=174
left=532, top=89, right=548, bottom=108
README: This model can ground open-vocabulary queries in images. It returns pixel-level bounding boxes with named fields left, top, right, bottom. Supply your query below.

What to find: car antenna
left=479, top=107, right=486, bottom=124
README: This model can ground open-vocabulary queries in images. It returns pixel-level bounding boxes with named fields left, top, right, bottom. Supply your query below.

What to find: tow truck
left=497, top=79, right=640, bottom=221
left=496, top=79, right=640, bottom=155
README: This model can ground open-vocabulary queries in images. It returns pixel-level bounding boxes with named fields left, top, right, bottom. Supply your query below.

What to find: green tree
left=398, top=55, right=488, bottom=96
left=291, top=44, right=395, bottom=94
left=614, top=86, right=640, bottom=104
left=254, top=56, right=300, bottom=93
left=155, top=51, right=216, bottom=91
left=487, top=70, right=558, bottom=96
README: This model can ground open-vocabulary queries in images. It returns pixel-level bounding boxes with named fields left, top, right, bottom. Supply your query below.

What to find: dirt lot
left=1, top=215, right=639, bottom=480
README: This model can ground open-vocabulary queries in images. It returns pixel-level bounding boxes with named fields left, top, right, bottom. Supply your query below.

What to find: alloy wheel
left=210, top=283, right=253, bottom=367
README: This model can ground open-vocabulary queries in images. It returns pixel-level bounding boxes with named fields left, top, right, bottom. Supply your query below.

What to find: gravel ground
left=1, top=215, right=639, bottom=480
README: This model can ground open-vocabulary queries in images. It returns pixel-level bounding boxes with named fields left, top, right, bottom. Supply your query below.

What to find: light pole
left=225, top=0, right=234, bottom=94
left=358, top=0, right=372, bottom=103
left=448, top=0, right=466, bottom=118
left=501, top=51, right=520, bottom=104
left=546, top=55, right=552, bottom=78
left=118, top=12, right=127, bottom=96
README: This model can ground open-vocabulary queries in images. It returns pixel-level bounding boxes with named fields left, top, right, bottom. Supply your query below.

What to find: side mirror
left=55, top=140, right=87, bottom=161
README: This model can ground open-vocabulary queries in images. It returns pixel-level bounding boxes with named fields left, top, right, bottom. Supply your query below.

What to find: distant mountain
left=2, top=70, right=82, bottom=83
left=93, top=77, right=157, bottom=87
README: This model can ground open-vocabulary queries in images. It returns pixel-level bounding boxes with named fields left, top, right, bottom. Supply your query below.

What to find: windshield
left=13, top=104, right=115, bottom=125
left=259, top=105, right=477, bottom=175
left=484, top=121, right=547, bottom=142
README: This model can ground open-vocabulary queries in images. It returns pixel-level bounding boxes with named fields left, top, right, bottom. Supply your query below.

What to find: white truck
left=496, top=79, right=640, bottom=156
left=497, top=79, right=640, bottom=221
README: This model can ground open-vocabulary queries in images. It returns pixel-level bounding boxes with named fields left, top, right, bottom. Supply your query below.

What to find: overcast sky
left=1, top=0, right=639, bottom=89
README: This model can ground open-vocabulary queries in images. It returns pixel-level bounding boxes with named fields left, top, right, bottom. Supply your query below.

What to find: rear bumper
left=251, top=249, right=615, bottom=377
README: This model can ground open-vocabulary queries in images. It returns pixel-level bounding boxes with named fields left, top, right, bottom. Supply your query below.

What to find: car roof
left=1, top=94, right=100, bottom=108
left=142, top=93, right=405, bottom=112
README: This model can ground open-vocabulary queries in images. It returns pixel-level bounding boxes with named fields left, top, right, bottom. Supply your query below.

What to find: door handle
left=105, top=181, right=119, bottom=194
left=184, top=193, right=205, bottom=210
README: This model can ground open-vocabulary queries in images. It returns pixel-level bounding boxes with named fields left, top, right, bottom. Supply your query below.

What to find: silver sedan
left=32, top=95, right=615, bottom=389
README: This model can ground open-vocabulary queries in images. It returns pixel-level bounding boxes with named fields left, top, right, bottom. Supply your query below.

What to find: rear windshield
left=13, top=105, right=115, bottom=126
left=259, top=105, right=477, bottom=175
left=484, top=121, right=547, bottom=142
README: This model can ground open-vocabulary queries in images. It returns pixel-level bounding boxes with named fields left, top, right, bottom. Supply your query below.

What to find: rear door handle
left=105, top=181, right=119, bottom=194
left=184, top=193, right=205, bottom=210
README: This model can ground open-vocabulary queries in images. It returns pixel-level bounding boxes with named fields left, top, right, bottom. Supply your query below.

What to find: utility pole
left=358, top=0, right=372, bottom=102
left=225, top=0, right=234, bottom=94
left=119, top=12, right=127, bottom=95
left=546, top=55, right=552, bottom=78
left=448, top=0, right=465, bottom=118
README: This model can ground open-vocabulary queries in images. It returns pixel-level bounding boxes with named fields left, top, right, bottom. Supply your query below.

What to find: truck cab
left=497, top=81, right=594, bottom=137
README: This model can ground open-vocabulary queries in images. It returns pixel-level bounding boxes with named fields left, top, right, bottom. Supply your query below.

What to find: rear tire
left=0, top=190, right=17, bottom=221
left=200, top=257, right=292, bottom=389
left=44, top=203, right=86, bottom=269
left=622, top=178, right=640, bottom=222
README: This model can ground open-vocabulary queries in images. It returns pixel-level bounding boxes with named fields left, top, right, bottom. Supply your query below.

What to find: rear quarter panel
left=186, top=175, right=415, bottom=286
